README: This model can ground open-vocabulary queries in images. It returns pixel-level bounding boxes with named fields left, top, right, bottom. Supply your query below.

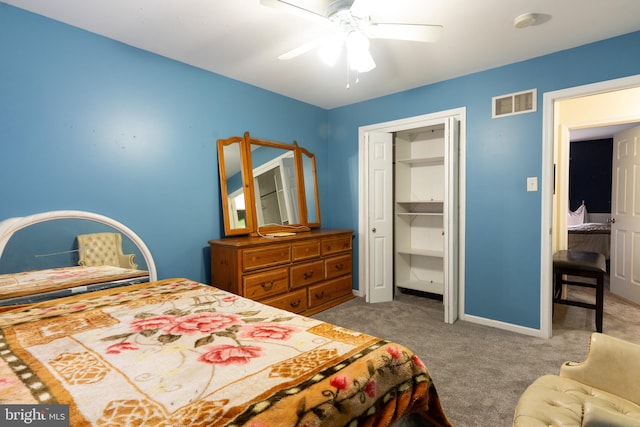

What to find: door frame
left=357, top=107, right=467, bottom=322
left=541, top=74, right=640, bottom=338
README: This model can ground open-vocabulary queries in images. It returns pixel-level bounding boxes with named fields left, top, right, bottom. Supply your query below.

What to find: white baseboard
left=352, top=289, right=548, bottom=338
left=460, top=313, right=547, bottom=338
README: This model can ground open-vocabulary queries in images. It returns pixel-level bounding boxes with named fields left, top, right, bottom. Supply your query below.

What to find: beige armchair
left=513, top=333, right=640, bottom=426
left=77, top=232, right=138, bottom=269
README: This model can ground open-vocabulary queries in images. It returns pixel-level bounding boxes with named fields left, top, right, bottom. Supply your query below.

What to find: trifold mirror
left=217, top=132, right=321, bottom=236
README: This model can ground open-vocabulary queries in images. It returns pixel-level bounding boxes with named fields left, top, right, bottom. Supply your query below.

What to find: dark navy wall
left=569, top=139, right=613, bottom=213
left=326, top=31, right=640, bottom=328
left=0, top=4, right=328, bottom=283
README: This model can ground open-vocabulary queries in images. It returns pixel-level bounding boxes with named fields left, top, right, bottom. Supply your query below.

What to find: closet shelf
left=396, top=200, right=444, bottom=205
left=397, top=280, right=444, bottom=294
left=397, top=248, right=444, bottom=258
left=396, top=156, right=445, bottom=166
left=396, top=212, right=443, bottom=217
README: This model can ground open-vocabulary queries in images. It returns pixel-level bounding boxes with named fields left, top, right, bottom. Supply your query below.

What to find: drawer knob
left=335, top=263, right=344, bottom=271
left=261, top=280, right=275, bottom=291
left=290, top=300, right=301, bottom=308
left=315, top=291, right=325, bottom=299
left=303, top=271, right=315, bottom=280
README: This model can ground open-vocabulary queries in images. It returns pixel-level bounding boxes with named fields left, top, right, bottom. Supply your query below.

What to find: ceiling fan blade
left=278, top=36, right=328, bottom=60
left=365, top=23, right=443, bottom=43
left=260, top=0, right=329, bottom=26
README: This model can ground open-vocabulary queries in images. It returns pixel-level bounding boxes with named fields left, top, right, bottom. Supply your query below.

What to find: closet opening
left=358, top=108, right=466, bottom=324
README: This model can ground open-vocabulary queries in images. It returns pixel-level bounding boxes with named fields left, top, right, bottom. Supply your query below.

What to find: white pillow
left=568, top=202, right=587, bottom=226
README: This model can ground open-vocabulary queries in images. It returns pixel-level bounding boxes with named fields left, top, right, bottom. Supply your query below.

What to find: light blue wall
left=2, top=3, right=640, bottom=330
left=0, top=4, right=328, bottom=283
left=326, top=31, right=640, bottom=328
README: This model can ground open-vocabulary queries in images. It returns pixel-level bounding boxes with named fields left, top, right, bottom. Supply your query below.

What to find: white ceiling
left=571, top=123, right=640, bottom=142
left=5, top=0, right=640, bottom=109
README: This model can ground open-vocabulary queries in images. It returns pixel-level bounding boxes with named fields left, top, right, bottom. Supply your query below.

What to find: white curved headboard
left=0, top=210, right=157, bottom=281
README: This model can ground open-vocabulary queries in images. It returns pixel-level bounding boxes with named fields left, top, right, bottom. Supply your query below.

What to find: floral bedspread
left=0, top=265, right=149, bottom=299
left=0, top=278, right=451, bottom=427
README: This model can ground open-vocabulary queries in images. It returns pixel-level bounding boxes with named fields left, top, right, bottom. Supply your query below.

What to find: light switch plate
left=527, top=177, right=538, bottom=192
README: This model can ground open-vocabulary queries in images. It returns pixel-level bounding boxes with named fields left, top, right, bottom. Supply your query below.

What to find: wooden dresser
left=208, top=229, right=354, bottom=316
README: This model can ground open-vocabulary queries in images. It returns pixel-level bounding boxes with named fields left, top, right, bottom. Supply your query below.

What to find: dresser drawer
left=243, top=267, right=289, bottom=300
left=263, top=288, right=307, bottom=314
left=290, top=260, right=324, bottom=289
left=209, top=229, right=354, bottom=316
left=242, top=244, right=291, bottom=272
left=321, top=235, right=352, bottom=256
left=308, top=276, right=353, bottom=309
left=292, top=240, right=321, bottom=261
left=325, top=254, right=352, bottom=279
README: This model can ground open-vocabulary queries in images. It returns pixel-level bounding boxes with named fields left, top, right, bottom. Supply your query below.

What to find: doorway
left=357, top=108, right=466, bottom=324
left=541, top=75, right=640, bottom=338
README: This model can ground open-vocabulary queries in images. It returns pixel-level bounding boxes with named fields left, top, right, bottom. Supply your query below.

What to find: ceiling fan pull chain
left=346, top=60, right=351, bottom=89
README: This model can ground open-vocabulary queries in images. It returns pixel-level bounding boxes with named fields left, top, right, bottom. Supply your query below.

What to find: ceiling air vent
left=492, top=89, right=537, bottom=118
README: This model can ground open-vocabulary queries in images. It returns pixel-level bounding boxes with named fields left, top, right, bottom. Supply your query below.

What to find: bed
left=566, top=202, right=611, bottom=259
left=0, top=265, right=149, bottom=308
left=567, top=222, right=611, bottom=260
left=0, top=210, right=156, bottom=309
left=0, top=277, right=452, bottom=426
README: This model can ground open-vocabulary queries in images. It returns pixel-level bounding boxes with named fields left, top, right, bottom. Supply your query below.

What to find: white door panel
left=611, top=125, right=640, bottom=304
left=367, top=131, right=393, bottom=303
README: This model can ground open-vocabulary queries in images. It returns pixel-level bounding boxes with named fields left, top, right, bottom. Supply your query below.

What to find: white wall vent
left=492, top=89, right=537, bottom=118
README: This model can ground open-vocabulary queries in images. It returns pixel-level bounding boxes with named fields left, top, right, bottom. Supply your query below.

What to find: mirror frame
left=0, top=210, right=158, bottom=280
left=217, top=135, right=254, bottom=236
left=217, top=132, right=320, bottom=236
left=299, top=146, right=321, bottom=228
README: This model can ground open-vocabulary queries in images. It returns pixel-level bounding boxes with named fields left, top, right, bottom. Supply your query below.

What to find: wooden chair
left=77, top=232, right=137, bottom=269
left=553, top=250, right=606, bottom=332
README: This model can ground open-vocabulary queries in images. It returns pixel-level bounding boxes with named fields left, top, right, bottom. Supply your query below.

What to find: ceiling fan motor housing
left=326, top=0, right=356, bottom=18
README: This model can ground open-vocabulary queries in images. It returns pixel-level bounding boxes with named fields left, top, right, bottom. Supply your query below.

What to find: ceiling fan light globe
left=347, top=47, right=375, bottom=71
left=346, top=31, right=375, bottom=72
left=351, top=55, right=376, bottom=72
left=346, top=30, right=369, bottom=50
left=318, top=35, right=343, bottom=66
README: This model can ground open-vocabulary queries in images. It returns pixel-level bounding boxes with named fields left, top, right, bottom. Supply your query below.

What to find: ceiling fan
left=260, top=0, right=443, bottom=73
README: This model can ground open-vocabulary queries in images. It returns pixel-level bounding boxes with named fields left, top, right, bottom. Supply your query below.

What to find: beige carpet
left=312, top=276, right=640, bottom=427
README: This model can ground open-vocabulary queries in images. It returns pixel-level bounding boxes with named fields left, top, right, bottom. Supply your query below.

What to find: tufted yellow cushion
left=513, top=375, right=640, bottom=426
left=514, top=334, right=640, bottom=427
left=582, top=402, right=640, bottom=427
left=77, top=232, right=137, bottom=269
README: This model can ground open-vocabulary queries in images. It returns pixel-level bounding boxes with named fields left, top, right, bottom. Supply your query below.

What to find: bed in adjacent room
left=567, top=202, right=611, bottom=260
left=567, top=221, right=611, bottom=259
